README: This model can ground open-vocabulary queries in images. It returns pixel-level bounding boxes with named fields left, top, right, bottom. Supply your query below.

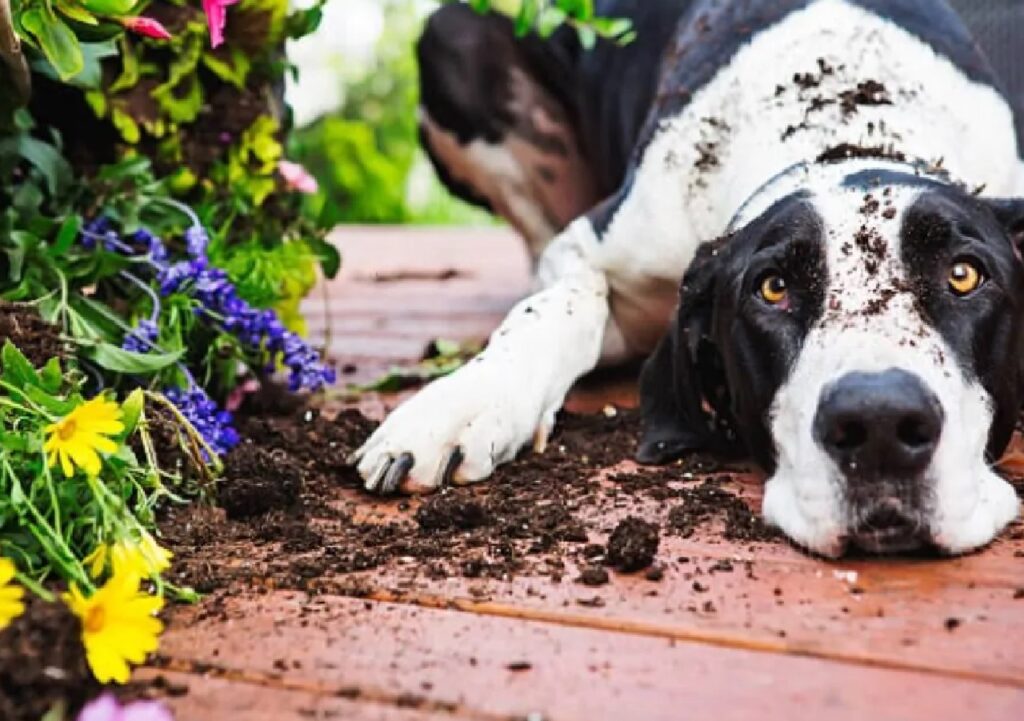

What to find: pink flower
left=224, top=377, right=260, bottom=412
left=202, top=0, right=238, bottom=48
left=278, top=160, right=319, bottom=194
left=121, top=16, right=172, bottom=40
left=78, top=694, right=174, bottom=721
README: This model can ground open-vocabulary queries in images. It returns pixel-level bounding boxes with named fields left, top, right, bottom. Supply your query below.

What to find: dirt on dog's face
left=639, top=165, right=1024, bottom=557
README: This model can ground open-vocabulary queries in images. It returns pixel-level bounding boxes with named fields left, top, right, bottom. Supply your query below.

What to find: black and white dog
left=353, top=0, right=1024, bottom=557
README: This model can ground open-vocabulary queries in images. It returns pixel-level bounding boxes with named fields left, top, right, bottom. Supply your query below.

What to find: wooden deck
left=144, top=226, right=1024, bottom=721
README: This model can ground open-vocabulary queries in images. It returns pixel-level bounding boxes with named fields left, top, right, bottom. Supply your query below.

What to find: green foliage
left=454, top=0, right=635, bottom=47
left=358, top=338, right=483, bottom=392
left=0, top=343, right=197, bottom=596
left=289, top=0, right=495, bottom=226
left=289, top=0, right=420, bottom=225
left=0, top=121, right=320, bottom=401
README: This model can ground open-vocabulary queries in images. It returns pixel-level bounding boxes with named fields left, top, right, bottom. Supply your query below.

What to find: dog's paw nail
left=437, top=446, right=465, bottom=487
left=379, top=452, right=415, bottom=495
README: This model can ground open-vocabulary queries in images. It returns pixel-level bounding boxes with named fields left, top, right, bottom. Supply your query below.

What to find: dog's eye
left=948, top=260, right=984, bottom=296
left=759, top=274, right=788, bottom=305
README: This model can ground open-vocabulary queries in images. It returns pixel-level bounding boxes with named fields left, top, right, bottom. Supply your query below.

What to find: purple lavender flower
left=79, top=217, right=110, bottom=249
left=81, top=214, right=335, bottom=393
left=132, top=228, right=168, bottom=265
left=155, top=258, right=334, bottom=391
left=184, top=226, right=209, bottom=258
left=122, top=320, right=159, bottom=352
left=164, top=384, right=240, bottom=457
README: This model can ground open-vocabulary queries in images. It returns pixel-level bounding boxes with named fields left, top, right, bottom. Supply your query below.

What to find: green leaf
left=56, top=0, right=99, bottom=26
left=311, top=238, right=341, bottom=279
left=68, top=40, right=120, bottom=89
left=49, top=214, right=82, bottom=257
left=537, top=7, right=568, bottom=36
left=78, top=0, right=136, bottom=16
left=39, top=357, right=63, bottom=394
left=515, top=0, right=539, bottom=35
left=576, top=25, right=597, bottom=50
left=0, top=431, right=30, bottom=453
left=85, top=343, right=183, bottom=374
left=202, top=47, right=251, bottom=90
left=23, top=385, right=77, bottom=416
left=1, top=340, right=40, bottom=388
left=119, top=388, right=144, bottom=436
left=4, top=246, right=25, bottom=283
left=0, top=135, right=74, bottom=197
left=20, top=7, right=85, bottom=81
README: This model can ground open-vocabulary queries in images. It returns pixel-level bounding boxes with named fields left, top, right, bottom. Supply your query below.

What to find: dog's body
left=355, top=0, right=1024, bottom=556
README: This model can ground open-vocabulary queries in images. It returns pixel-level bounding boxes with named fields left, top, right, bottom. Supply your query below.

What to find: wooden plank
left=277, top=468, right=1024, bottom=685
left=134, top=670, right=458, bottom=721
left=152, top=593, right=1024, bottom=721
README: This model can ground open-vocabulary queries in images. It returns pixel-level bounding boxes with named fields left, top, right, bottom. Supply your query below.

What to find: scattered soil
left=0, top=596, right=100, bottom=721
left=667, top=479, right=781, bottom=543
left=158, top=403, right=775, bottom=597
left=816, top=143, right=906, bottom=164
left=0, top=302, right=67, bottom=367
left=606, top=517, right=660, bottom=572
left=838, top=80, right=892, bottom=115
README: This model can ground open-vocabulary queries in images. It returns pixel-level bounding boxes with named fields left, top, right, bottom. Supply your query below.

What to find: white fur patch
left=764, top=183, right=1020, bottom=556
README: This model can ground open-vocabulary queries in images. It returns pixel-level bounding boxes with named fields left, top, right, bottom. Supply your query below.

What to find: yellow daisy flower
left=0, top=558, right=25, bottom=631
left=85, top=533, right=174, bottom=579
left=64, top=571, right=164, bottom=684
left=44, top=396, right=124, bottom=478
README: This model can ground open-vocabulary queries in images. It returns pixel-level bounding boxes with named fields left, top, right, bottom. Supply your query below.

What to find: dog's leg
left=416, top=4, right=601, bottom=260
left=353, top=218, right=609, bottom=493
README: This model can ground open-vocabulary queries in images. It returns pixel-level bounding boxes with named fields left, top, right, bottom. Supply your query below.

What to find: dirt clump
left=416, top=492, right=489, bottom=531
left=218, top=444, right=304, bottom=520
left=606, top=517, right=660, bottom=571
left=578, top=566, right=610, bottom=586
left=0, top=596, right=100, bottom=721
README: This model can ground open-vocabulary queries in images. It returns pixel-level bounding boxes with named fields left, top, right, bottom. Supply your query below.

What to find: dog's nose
left=813, top=369, right=943, bottom=477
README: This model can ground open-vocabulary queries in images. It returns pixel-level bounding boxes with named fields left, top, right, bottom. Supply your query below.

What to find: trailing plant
left=0, top=341, right=204, bottom=685
left=0, top=0, right=336, bottom=694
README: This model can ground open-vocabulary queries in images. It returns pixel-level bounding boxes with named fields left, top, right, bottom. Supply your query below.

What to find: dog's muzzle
left=813, top=369, right=944, bottom=552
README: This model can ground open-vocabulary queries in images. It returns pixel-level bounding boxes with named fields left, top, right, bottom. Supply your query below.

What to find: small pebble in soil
left=507, top=661, right=533, bottom=671
left=1013, top=588, right=1024, bottom=599
left=944, top=617, right=962, bottom=631
left=606, top=517, right=660, bottom=572
left=578, top=566, right=610, bottom=587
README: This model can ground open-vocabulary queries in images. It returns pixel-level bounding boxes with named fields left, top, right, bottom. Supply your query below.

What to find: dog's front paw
left=352, top=362, right=557, bottom=495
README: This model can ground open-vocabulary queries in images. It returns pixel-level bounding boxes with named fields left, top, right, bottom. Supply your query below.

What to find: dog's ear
left=637, top=239, right=732, bottom=464
left=985, top=198, right=1024, bottom=253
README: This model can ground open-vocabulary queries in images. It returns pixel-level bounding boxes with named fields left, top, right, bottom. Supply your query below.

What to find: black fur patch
left=898, top=188, right=1024, bottom=462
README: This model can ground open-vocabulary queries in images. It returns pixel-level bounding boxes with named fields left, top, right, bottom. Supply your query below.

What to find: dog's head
left=639, top=162, right=1024, bottom=556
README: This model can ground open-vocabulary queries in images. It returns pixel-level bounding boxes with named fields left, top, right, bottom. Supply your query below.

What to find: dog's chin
left=848, top=518, right=929, bottom=554
left=846, top=498, right=931, bottom=554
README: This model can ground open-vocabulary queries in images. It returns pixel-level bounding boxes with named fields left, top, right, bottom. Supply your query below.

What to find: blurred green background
left=286, top=0, right=495, bottom=226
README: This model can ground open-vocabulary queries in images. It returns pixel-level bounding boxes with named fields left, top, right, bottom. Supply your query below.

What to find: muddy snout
left=813, top=369, right=944, bottom=551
